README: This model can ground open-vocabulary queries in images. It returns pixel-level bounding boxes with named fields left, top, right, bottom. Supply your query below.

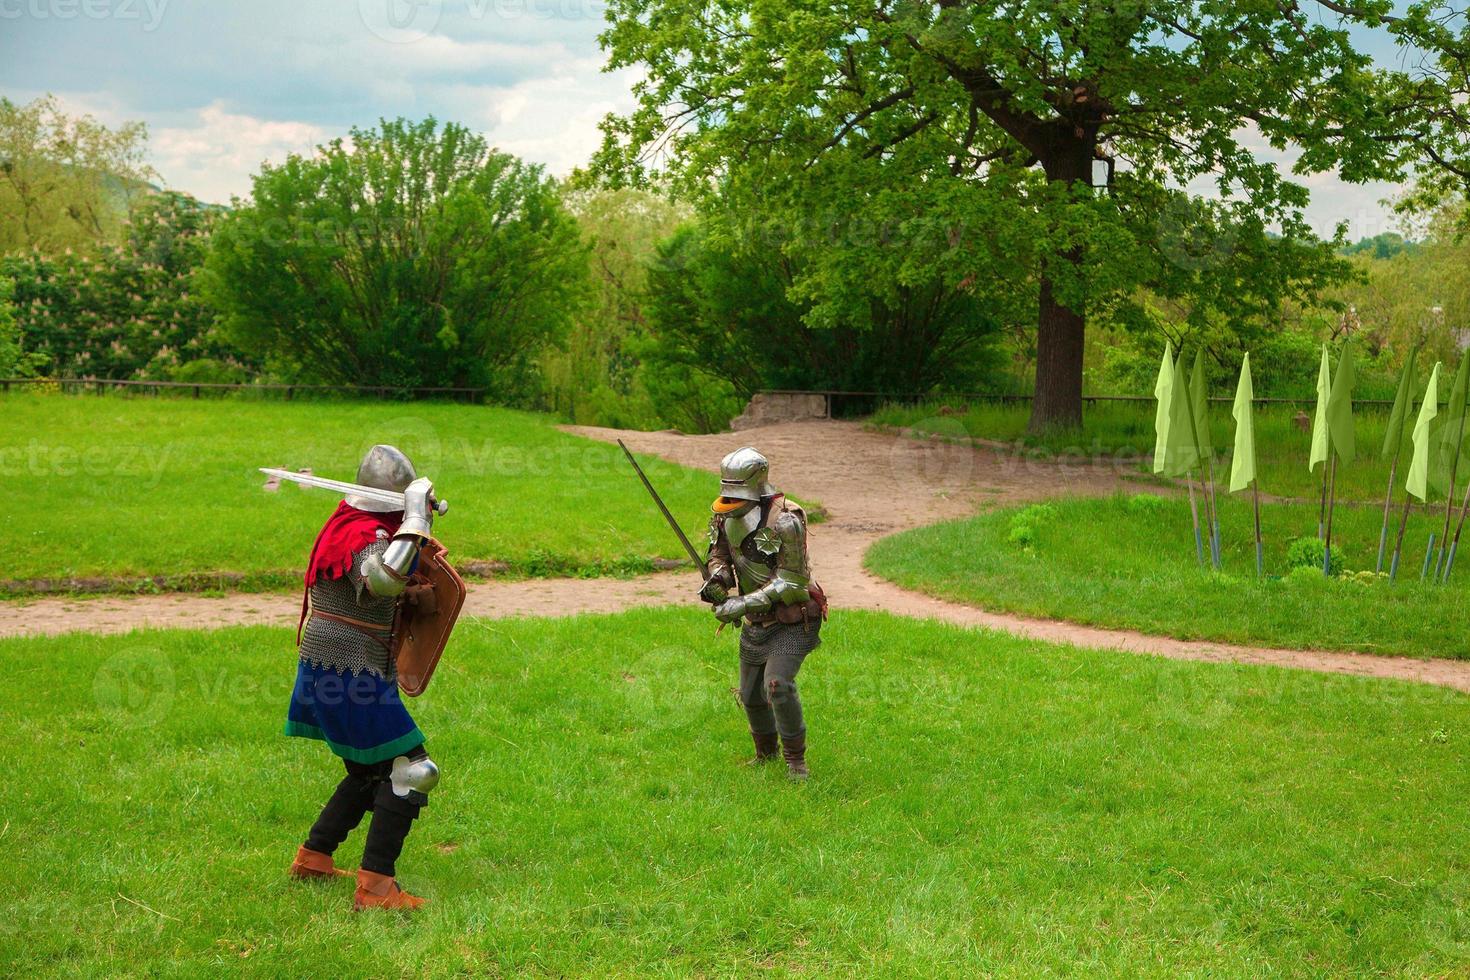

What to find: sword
left=616, top=439, right=708, bottom=579
left=259, top=467, right=450, bottom=515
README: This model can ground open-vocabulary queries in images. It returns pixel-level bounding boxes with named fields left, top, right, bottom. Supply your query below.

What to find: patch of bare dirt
left=9, top=419, right=1470, bottom=694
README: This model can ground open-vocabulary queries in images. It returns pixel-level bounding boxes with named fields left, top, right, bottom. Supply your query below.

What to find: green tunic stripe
left=283, top=719, right=426, bottom=764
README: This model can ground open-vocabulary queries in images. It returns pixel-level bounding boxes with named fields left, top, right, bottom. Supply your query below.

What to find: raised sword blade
left=258, top=468, right=449, bottom=515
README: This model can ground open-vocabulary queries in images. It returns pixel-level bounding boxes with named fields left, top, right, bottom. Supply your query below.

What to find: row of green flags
left=1151, top=340, right=1470, bottom=581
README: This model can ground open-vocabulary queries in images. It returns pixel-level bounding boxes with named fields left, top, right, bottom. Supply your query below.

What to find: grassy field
left=867, top=492, right=1470, bottom=659
left=869, top=399, right=1436, bottom=504
left=1, top=393, right=723, bottom=592
left=8, top=608, right=1470, bottom=975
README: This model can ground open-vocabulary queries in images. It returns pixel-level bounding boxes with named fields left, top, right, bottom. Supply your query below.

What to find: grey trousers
left=737, top=620, right=821, bottom=741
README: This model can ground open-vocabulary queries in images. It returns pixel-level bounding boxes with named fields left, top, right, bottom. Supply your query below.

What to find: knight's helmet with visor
left=713, top=447, right=776, bottom=513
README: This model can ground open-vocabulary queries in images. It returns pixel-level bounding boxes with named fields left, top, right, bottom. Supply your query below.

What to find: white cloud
left=150, top=104, right=328, bottom=203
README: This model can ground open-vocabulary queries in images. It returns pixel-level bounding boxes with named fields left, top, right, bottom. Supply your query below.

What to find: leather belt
left=309, top=609, right=393, bottom=651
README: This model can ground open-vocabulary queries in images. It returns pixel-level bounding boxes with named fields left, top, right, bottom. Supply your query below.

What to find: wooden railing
left=0, top=377, right=487, bottom=402
left=761, top=388, right=1407, bottom=416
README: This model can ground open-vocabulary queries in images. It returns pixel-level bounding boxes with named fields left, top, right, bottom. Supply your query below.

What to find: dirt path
left=10, top=420, right=1470, bottom=694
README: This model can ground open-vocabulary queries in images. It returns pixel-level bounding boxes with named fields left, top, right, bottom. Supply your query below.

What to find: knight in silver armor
left=285, top=444, right=442, bottom=910
left=702, top=447, right=825, bottom=780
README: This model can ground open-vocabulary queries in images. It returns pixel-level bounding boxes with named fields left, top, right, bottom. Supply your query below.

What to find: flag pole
left=1441, top=477, right=1470, bottom=582
left=1376, top=452, right=1401, bottom=573
left=1317, top=463, right=1329, bottom=539
left=1252, top=479, right=1264, bottom=577
left=1180, top=359, right=1217, bottom=569
left=1438, top=407, right=1469, bottom=576
left=1187, top=478, right=1205, bottom=566
left=1205, top=455, right=1222, bottom=568
left=1323, top=454, right=1339, bottom=576
left=1376, top=348, right=1417, bottom=573
left=1389, top=495, right=1413, bottom=581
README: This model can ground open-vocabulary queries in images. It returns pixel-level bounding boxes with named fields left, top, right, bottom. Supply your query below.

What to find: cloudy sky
left=0, top=0, right=1414, bottom=240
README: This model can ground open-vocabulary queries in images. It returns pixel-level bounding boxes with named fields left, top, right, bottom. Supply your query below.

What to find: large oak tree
left=597, top=0, right=1470, bottom=430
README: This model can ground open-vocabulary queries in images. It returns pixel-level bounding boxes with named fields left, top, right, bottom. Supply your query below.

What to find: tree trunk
left=1026, top=138, right=1092, bottom=434
left=1028, top=256, right=1085, bottom=432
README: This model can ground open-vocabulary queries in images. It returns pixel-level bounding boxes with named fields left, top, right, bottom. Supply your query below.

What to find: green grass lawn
left=868, top=492, right=1470, bottom=659
left=869, top=399, right=1435, bottom=504
left=9, top=608, right=1470, bottom=974
left=2, top=393, right=722, bottom=592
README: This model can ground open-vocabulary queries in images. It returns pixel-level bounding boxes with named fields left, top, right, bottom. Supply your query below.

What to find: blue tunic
left=285, top=659, right=424, bottom=764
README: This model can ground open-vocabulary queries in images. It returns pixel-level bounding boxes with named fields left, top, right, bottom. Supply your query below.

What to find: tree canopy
left=202, top=117, right=585, bottom=395
left=0, top=94, right=156, bottom=255
left=597, top=0, right=1470, bottom=430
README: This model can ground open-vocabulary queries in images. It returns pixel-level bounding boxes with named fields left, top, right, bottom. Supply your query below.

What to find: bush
left=1285, top=535, right=1350, bottom=576
left=0, top=276, right=41, bottom=377
left=1007, top=503, right=1059, bottom=548
left=167, top=358, right=250, bottom=385
left=3, top=192, right=242, bottom=380
left=203, top=118, right=584, bottom=398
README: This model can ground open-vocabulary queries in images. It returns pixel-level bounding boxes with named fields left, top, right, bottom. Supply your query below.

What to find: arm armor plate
left=740, top=509, right=811, bottom=613
left=362, top=534, right=423, bottom=598
left=705, top=515, right=737, bottom=589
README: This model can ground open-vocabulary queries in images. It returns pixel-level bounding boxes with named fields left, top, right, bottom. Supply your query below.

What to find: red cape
left=298, top=501, right=403, bottom=642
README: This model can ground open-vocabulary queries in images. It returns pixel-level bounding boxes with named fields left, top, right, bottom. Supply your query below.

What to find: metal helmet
left=348, top=444, right=416, bottom=512
left=719, top=447, right=776, bottom=502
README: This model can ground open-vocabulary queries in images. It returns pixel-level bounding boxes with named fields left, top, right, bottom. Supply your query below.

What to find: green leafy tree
left=541, top=187, right=689, bottom=426
left=1334, top=197, right=1470, bottom=370
left=0, top=94, right=156, bottom=254
left=598, top=0, right=1470, bottom=431
left=0, top=276, right=41, bottom=377
left=3, top=191, right=240, bottom=379
left=639, top=211, right=1006, bottom=430
left=203, top=118, right=585, bottom=396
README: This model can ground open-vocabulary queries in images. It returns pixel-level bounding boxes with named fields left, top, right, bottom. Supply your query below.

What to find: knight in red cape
left=283, top=444, right=441, bottom=911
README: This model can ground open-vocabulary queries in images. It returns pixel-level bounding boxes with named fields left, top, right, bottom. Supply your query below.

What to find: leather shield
left=392, top=538, right=466, bottom=697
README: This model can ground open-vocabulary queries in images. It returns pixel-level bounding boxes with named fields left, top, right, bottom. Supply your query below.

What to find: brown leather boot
left=354, top=869, right=426, bottom=910
left=748, top=730, right=780, bottom=766
left=781, top=733, right=809, bottom=781
left=289, top=845, right=350, bottom=880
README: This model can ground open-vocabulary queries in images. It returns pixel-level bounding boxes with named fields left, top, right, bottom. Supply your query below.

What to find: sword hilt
left=430, top=496, right=449, bottom=516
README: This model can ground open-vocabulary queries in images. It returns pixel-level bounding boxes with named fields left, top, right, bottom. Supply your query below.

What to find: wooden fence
left=762, top=388, right=1406, bottom=418
left=0, top=377, right=486, bottom=402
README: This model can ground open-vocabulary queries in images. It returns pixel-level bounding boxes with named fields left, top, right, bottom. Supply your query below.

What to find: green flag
left=1309, top=344, right=1331, bottom=472
left=1190, top=349, right=1213, bottom=457
left=1326, top=340, right=1356, bottom=464
left=1438, top=356, right=1470, bottom=484
left=1381, top=346, right=1419, bottom=461
left=1230, top=353, right=1256, bottom=493
left=1163, top=354, right=1200, bottom=478
left=1408, top=362, right=1442, bottom=501
left=1152, top=341, right=1174, bottom=475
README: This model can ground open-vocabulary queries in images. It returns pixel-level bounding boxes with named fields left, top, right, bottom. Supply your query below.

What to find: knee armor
left=390, top=754, right=440, bottom=799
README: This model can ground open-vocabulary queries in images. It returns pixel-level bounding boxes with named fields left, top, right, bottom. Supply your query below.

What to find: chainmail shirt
left=299, top=539, right=398, bottom=679
left=738, top=620, right=823, bottom=665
